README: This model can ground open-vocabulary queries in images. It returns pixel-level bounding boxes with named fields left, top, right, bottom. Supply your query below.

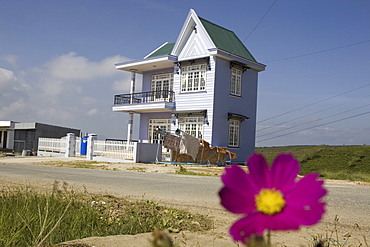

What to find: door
left=148, top=119, right=171, bottom=144
left=151, top=73, right=173, bottom=101
left=3, top=131, right=7, bottom=148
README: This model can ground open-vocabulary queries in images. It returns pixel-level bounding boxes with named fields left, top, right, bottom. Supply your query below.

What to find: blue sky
left=1, top=0, right=369, bottom=146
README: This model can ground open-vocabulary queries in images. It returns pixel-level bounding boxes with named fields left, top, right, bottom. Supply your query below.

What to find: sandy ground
left=0, top=156, right=368, bottom=247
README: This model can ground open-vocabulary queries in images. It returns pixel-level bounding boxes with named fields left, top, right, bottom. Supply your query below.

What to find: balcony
left=112, top=90, right=175, bottom=113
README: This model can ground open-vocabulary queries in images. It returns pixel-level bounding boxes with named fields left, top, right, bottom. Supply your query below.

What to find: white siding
left=173, top=57, right=215, bottom=143
left=178, top=29, right=210, bottom=60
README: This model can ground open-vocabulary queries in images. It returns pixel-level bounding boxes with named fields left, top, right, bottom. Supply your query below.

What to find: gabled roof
left=146, top=42, right=175, bottom=58
left=146, top=10, right=257, bottom=63
left=198, top=17, right=256, bottom=62
left=119, top=9, right=265, bottom=72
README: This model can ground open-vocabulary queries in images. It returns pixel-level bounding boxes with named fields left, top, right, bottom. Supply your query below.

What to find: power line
left=263, top=39, right=370, bottom=63
left=257, top=94, right=370, bottom=132
left=242, top=0, right=277, bottom=42
left=257, top=110, right=370, bottom=143
left=257, top=102, right=370, bottom=139
left=257, top=83, right=370, bottom=124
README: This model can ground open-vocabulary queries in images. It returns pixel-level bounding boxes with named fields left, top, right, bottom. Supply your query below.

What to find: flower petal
left=269, top=200, right=326, bottom=229
left=270, top=154, right=300, bottom=192
left=285, top=173, right=327, bottom=207
left=219, top=187, right=256, bottom=214
left=229, top=213, right=266, bottom=242
left=219, top=164, right=257, bottom=214
left=264, top=211, right=301, bottom=231
left=221, top=164, right=249, bottom=189
left=221, top=164, right=259, bottom=195
left=247, top=153, right=270, bottom=189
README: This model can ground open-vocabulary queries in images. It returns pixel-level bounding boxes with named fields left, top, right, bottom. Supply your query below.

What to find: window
left=231, top=67, right=242, bottom=96
left=151, top=73, right=173, bottom=101
left=148, top=119, right=171, bottom=144
left=228, top=119, right=240, bottom=147
left=178, top=117, right=204, bottom=139
left=181, top=64, right=206, bottom=92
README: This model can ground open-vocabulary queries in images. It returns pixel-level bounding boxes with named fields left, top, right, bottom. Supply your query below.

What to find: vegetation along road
left=0, top=162, right=369, bottom=233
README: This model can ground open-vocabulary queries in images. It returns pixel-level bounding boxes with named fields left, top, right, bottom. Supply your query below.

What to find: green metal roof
left=146, top=16, right=257, bottom=62
left=147, top=43, right=175, bottom=58
left=199, top=17, right=256, bottom=62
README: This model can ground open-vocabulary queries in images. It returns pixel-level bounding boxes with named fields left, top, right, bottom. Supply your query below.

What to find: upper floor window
left=151, top=73, right=173, bottom=101
left=231, top=67, right=242, bottom=96
left=152, top=73, right=173, bottom=92
left=181, top=64, right=206, bottom=92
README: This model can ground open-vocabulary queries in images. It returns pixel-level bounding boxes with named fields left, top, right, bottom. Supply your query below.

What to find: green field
left=255, top=145, right=370, bottom=182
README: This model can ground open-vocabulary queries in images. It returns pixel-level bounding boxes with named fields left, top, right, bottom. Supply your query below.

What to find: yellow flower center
left=255, top=189, right=286, bottom=215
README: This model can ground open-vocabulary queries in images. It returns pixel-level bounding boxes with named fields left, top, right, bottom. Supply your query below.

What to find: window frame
left=231, top=67, right=242, bottom=96
left=181, top=64, right=207, bottom=92
left=228, top=118, right=240, bottom=147
left=151, top=73, right=174, bottom=101
left=178, top=116, right=204, bottom=139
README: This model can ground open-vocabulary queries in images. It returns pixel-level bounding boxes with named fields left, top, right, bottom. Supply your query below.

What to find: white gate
left=38, top=137, right=67, bottom=156
left=93, top=140, right=135, bottom=160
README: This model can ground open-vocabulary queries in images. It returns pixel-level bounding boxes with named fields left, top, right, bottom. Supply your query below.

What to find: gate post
left=65, top=133, right=76, bottom=157
left=86, top=134, right=97, bottom=160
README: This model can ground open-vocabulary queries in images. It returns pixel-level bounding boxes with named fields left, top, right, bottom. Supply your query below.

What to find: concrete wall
left=137, top=143, right=161, bottom=163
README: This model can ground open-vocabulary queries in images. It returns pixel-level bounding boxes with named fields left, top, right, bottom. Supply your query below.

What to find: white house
left=112, top=9, right=266, bottom=162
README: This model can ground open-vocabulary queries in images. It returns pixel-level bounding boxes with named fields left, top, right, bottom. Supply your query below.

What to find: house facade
left=112, top=9, right=265, bottom=162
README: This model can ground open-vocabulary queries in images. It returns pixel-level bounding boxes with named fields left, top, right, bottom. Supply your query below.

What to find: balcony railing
left=114, top=90, right=175, bottom=105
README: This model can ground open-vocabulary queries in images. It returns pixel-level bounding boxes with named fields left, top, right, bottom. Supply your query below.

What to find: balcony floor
left=112, top=101, right=175, bottom=113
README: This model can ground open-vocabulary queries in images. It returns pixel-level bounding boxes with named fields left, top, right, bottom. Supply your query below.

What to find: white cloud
left=0, top=68, right=30, bottom=121
left=44, top=52, right=128, bottom=81
left=0, top=68, right=15, bottom=84
left=33, top=53, right=131, bottom=103
left=1, top=55, right=18, bottom=67
left=0, top=52, right=131, bottom=130
left=36, top=106, right=79, bottom=122
left=0, top=99, right=26, bottom=119
left=81, top=96, right=96, bottom=105
left=86, top=108, right=98, bottom=116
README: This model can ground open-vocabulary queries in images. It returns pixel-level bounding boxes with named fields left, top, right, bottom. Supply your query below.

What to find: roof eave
left=115, top=55, right=178, bottom=73
left=208, top=48, right=266, bottom=72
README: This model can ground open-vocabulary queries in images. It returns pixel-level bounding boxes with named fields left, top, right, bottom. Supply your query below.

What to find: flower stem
left=267, top=229, right=271, bottom=246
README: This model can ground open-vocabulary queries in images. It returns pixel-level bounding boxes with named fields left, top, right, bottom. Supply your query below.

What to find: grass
left=255, top=145, right=370, bottom=182
left=0, top=182, right=212, bottom=247
left=36, top=160, right=109, bottom=170
left=175, top=165, right=214, bottom=176
left=309, top=216, right=369, bottom=247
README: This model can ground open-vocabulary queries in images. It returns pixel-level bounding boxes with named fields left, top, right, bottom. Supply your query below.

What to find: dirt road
left=0, top=156, right=369, bottom=246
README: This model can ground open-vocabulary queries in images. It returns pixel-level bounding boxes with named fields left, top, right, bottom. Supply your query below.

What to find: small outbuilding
left=0, top=121, right=80, bottom=153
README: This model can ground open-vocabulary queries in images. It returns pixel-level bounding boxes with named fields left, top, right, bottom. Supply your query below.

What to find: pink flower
left=219, top=153, right=327, bottom=243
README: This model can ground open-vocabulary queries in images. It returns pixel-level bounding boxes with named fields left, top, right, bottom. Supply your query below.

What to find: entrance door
left=148, top=119, right=171, bottom=144
left=148, top=118, right=172, bottom=161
